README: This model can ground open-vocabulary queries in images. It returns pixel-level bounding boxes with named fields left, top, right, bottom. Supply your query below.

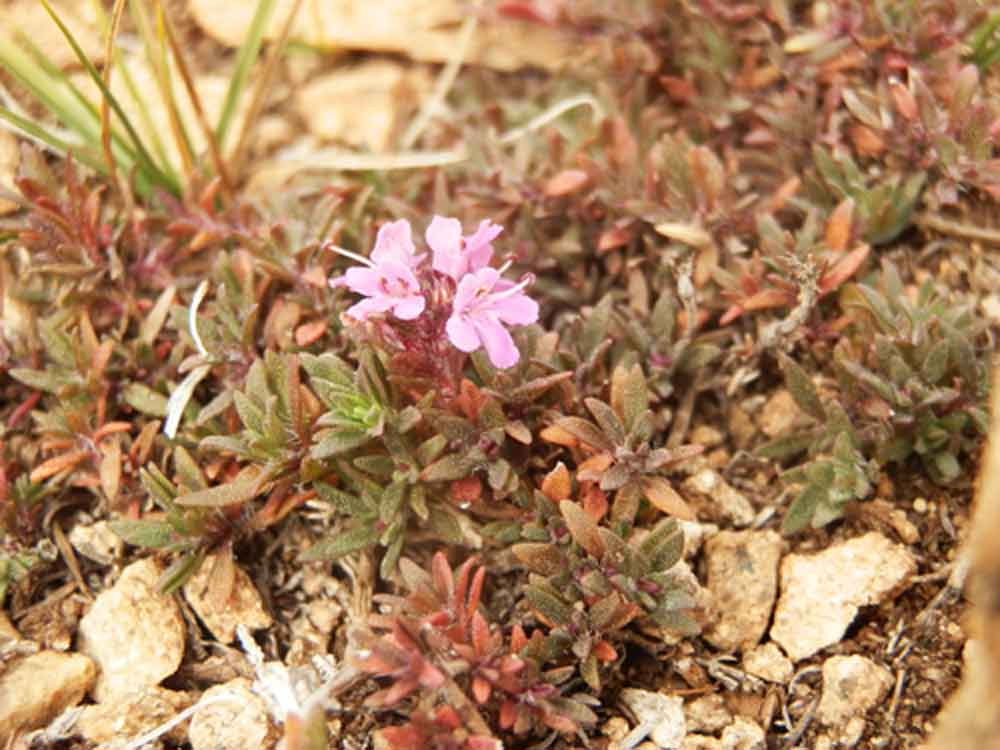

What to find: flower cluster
left=328, top=217, right=538, bottom=370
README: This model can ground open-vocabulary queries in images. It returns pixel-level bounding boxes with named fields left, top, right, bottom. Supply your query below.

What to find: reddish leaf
left=544, top=169, right=592, bottom=197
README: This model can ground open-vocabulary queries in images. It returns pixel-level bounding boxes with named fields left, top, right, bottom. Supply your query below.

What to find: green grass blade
left=39, top=0, right=178, bottom=194
left=10, top=31, right=144, bottom=173
left=216, top=0, right=277, bottom=151
left=112, top=46, right=180, bottom=186
left=0, top=107, right=106, bottom=173
left=0, top=35, right=101, bottom=144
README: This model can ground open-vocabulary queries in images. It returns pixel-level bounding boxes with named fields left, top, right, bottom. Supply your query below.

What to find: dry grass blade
left=155, top=0, right=233, bottom=198
left=100, top=0, right=129, bottom=198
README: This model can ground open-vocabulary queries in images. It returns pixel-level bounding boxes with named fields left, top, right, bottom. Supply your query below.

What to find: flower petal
left=494, top=293, right=539, bottom=325
left=372, top=219, right=419, bottom=267
left=446, top=314, right=481, bottom=352
left=346, top=296, right=395, bottom=320
left=340, top=267, right=382, bottom=296
left=463, top=219, right=502, bottom=272
left=427, top=216, right=465, bottom=278
left=474, top=314, right=519, bottom=369
left=393, top=294, right=426, bottom=320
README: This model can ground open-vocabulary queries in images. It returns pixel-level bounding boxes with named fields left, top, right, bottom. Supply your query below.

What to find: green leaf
left=314, top=482, right=375, bottom=516
left=508, top=371, right=574, bottom=404
left=301, top=525, right=380, bottom=562
left=640, top=518, right=684, bottom=572
left=420, top=453, right=476, bottom=482
left=782, top=483, right=826, bottom=535
left=108, top=519, right=176, bottom=549
left=779, top=353, right=825, bottom=421
left=175, top=479, right=260, bottom=507
left=585, top=398, right=626, bottom=446
left=524, top=583, right=574, bottom=626
left=757, top=433, right=814, bottom=460
left=157, top=549, right=206, bottom=594
left=311, top=429, right=372, bottom=459
left=512, top=543, right=567, bottom=576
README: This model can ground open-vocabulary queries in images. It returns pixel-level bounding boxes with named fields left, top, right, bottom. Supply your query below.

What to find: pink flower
left=427, top=216, right=503, bottom=280
left=328, top=220, right=426, bottom=321
left=446, top=266, right=538, bottom=369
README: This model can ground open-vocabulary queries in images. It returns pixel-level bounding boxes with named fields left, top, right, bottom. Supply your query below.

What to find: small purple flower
left=427, top=216, right=503, bottom=280
left=328, top=219, right=426, bottom=321
left=446, top=266, right=539, bottom=369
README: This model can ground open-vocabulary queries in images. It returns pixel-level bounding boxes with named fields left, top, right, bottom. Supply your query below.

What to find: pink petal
left=463, top=220, right=502, bottom=271
left=474, top=315, right=519, bottom=369
left=494, top=293, right=539, bottom=325
left=392, top=294, right=426, bottom=320
left=446, top=314, right=481, bottom=352
left=372, top=219, right=419, bottom=267
left=341, top=267, right=382, bottom=296
left=427, top=216, right=465, bottom=279
left=346, top=296, right=395, bottom=320
left=452, top=272, right=483, bottom=313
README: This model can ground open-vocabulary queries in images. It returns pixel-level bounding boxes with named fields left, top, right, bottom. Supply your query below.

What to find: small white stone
left=683, top=469, right=755, bottom=527
left=741, top=643, right=793, bottom=684
left=684, top=693, right=732, bottom=733
left=757, top=389, right=803, bottom=438
left=703, top=530, right=783, bottom=652
left=77, top=558, right=185, bottom=702
left=817, top=655, right=894, bottom=729
left=770, top=533, right=916, bottom=661
left=184, top=553, right=272, bottom=644
left=189, top=678, right=278, bottom=750
left=603, top=716, right=630, bottom=741
left=75, top=687, right=194, bottom=746
left=679, top=520, right=719, bottom=560
left=0, top=651, right=96, bottom=738
left=68, top=520, right=123, bottom=565
left=619, top=689, right=686, bottom=749
left=683, top=736, right=724, bottom=750
left=720, top=717, right=765, bottom=750
left=840, top=716, right=867, bottom=747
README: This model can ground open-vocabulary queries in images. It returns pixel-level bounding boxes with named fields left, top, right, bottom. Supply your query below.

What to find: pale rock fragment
left=703, top=530, right=782, bottom=652
left=188, top=0, right=572, bottom=72
left=68, top=520, right=122, bottom=566
left=721, top=718, right=765, bottom=750
left=295, top=61, right=431, bottom=152
left=0, top=610, right=18, bottom=641
left=616, top=689, right=685, bottom=750
left=684, top=693, right=732, bottom=733
left=756, top=389, right=803, bottom=439
left=770, top=533, right=916, bottom=661
left=75, top=687, right=194, bottom=746
left=184, top=554, right=272, bottom=644
left=0, top=651, right=95, bottom=739
left=683, top=736, right=724, bottom=750
left=188, top=678, right=279, bottom=750
left=741, top=643, right=793, bottom=684
left=679, top=520, right=718, bottom=560
left=817, top=655, right=894, bottom=736
left=683, top=469, right=755, bottom=527
left=77, top=558, right=185, bottom=702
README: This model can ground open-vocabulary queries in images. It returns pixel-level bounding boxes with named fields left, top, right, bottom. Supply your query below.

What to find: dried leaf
left=544, top=169, right=591, bottom=197
left=560, top=500, right=605, bottom=558
left=642, top=477, right=695, bottom=520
